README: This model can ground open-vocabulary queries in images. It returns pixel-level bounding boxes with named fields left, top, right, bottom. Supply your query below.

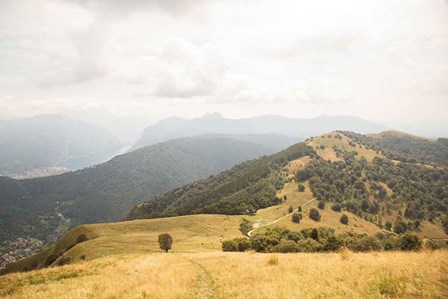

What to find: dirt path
left=248, top=197, right=316, bottom=237
left=185, top=257, right=215, bottom=299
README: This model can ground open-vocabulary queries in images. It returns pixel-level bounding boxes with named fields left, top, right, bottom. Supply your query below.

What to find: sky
left=0, top=0, right=447, bottom=139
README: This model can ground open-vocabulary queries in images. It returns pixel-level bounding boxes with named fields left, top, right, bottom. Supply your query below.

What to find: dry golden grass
left=308, top=132, right=380, bottom=162
left=2, top=251, right=447, bottom=298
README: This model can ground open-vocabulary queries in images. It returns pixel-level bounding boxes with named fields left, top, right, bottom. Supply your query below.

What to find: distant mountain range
left=131, top=113, right=387, bottom=150
left=0, top=115, right=122, bottom=176
left=0, top=134, right=291, bottom=246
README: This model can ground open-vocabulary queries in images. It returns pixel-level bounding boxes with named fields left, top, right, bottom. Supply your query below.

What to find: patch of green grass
left=369, top=275, right=407, bottom=298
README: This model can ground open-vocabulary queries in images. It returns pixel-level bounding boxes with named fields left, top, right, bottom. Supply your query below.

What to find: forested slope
left=0, top=136, right=273, bottom=245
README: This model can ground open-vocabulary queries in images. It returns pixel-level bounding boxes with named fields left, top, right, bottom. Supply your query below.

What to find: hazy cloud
left=0, top=0, right=447, bottom=130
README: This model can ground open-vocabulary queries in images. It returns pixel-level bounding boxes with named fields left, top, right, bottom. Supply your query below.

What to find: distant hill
left=0, top=135, right=277, bottom=247
left=0, top=115, right=122, bottom=176
left=346, top=130, right=448, bottom=165
left=131, top=113, right=387, bottom=150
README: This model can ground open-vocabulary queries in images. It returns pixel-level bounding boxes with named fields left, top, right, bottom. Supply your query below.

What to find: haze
left=1, top=0, right=447, bottom=139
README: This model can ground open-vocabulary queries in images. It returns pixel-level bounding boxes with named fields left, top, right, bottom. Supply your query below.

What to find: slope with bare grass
left=1, top=251, right=447, bottom=298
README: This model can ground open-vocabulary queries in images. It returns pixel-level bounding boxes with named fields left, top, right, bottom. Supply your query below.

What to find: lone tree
left=288, top=205, right=294, bottom=213
left=292, top=212, right=301, bottom=223
left=158, top=233, right=173, bottom=253
left=340, top=214, right=349, bottom=225
left=309, top=208, right=321, bottom=221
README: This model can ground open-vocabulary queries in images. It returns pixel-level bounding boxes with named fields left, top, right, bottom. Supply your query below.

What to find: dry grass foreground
left=1, top=250, right=447, bottom=298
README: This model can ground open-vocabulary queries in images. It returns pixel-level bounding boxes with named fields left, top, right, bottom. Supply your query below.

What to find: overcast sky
left=1, top=0, right=447, bottom=138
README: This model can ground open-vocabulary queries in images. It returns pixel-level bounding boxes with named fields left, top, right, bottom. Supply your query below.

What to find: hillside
left=347, top=130, right=448, bottom=165
left=131, top=113, right=386, bottom=150
left=129, top=131, right=448, bottom=238
left=0, top=115, right=121, bottom=176
left=0, top=136, right=275, bottom=257
left=1, top=251, right=446, bottom=298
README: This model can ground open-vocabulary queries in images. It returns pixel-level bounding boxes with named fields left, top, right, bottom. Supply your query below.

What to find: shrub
left=340, top=214, right=349, bottom=225
left=393, top=222, right=406, bottom=234
left=297, top=238, right=322, bottom=252
left=317, top=201, right=325, bottom=210
left=348, top=235, right=382, bottom=252
left=222, top=239, right=238, bottom=252
left=239, top=219, right=252, bottom=236
left=398, top=234, right=422, bottom=251
left=292, top=212, right=301, bottom=223
left=385, top=221, right=392, bottom=231
left=309, top=208, right=321, bottom=221
left=323, top=235, right=344, bottom=252
left=158, top=233, right=173, bottom=253
left=274, top=239, right=300, bottom=253
left=298, top=184, right=306, bottom=192
left=331, top=203, right=342, bottom=212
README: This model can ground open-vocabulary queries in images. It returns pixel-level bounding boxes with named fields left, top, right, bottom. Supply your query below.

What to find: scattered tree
left=298, top=184, right=306, bottom=192
left=288, top=206, right=294, bottom=213
left=340, top=214, right=349, bottom=225
left=292, top=212, right=301, bottom=223
left=318, top=201, right=325, bottom=210
left=309, top=208, right=321, bottom=221
left=239, top=219, right=252, bottom=236
left=158, top=233, right=173, bottom=253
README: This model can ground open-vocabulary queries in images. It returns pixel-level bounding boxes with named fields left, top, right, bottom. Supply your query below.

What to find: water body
left=56, top=144, right=132, bottom=170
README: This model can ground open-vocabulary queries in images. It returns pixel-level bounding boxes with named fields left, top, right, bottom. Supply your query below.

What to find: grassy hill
left=1, top=251, right=447, bottom=298
left=2, top=214, right=243, bottom=274
left=0, top=136, right=274, bottom=250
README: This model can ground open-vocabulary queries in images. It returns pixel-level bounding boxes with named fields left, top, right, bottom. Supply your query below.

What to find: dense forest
left=341, top=131, right=448, bottom=166
left=126, top=143, right=314, bottom=219
left=297, top=152, right=448, bottom=233
left=0, top=136, right=273, bottom=245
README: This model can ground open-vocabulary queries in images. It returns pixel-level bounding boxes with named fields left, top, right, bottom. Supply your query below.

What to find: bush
left=317, top=201, right=325, bottom=210
left=274, top=239, right=300, bottom=253
left=297, top=238, right=322, bottom=252
left=393, top=222, right=406, bottom=234
left=309, top=208, right=321, bottom=221
left=298, top=184, right=306, bottom=192
left=222, top=239, right=238, bottom=252
left=295, top=169, right=309, bottom=181
left=222, top=238, right=251, bottom=252
left=323, top=235, right=344, bottom=252
left=398, top=234, right=422, bottom=251
left=292, top=212, right=301, bottom=223
left=348, top=235, right=382, bottom=252
left=239, top=219, right=252, bottom=236
left=158, top=233, right=173, bottom=253
left=385, top=221, right=392, bottom=231
left=340, top=214, right=349, bottom=225
left=331, top=203, right=342, bottom=212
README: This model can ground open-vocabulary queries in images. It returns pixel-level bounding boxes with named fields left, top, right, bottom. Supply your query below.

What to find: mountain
left=0, top=114, right=122, bottom=176
left=6, top=129, right=447, bottom=275
left=0, top=135, right=287, bottom=251
left=131, top=113, right=387, bottom=150
left=128, top=130, right=448, bottom=239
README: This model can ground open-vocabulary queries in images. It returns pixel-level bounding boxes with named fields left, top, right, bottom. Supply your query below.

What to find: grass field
left=1, top=250, right=447, bottom=298
left=308, top=132, right=380, bottom=162
left=3, top=215, right=244, bottom=274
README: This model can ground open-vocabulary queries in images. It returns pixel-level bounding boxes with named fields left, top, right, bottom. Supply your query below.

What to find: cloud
left=0, top=0, right=447, bottom=129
